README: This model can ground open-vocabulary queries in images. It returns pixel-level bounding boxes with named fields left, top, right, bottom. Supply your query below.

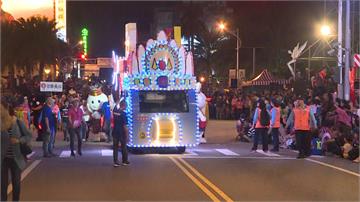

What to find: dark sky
left=67, top=1, right=334, bottom=58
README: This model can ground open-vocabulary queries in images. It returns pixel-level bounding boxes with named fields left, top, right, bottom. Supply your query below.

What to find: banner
left=40, top=82, right=63, bottom=92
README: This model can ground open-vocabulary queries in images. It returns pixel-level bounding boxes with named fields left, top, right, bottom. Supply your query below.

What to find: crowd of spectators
left=209, top=82, right=359, bottom=162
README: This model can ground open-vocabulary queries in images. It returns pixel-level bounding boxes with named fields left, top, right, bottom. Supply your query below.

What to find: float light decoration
left=124, top=31, right=200, bottom=148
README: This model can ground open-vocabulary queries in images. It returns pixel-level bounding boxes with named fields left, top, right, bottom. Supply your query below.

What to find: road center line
left=305, top=158, right=360, bottom=177
left=169, top=157, right=221, bottom=202
left=7, top=159, right=42, bottom=194
left=177, top=158, right=234, bottom=202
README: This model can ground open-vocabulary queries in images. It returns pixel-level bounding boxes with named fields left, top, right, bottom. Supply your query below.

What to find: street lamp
left=200, top=76, right=205, bottom=83
left=44, top=68, right=51, bottom=75
left=217, top=21, right=241, bottom=84
left=320, top=24, right=331, bottom=37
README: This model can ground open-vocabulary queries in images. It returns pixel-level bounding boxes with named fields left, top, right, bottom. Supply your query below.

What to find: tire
left=176, top=146, right=186, bottom=154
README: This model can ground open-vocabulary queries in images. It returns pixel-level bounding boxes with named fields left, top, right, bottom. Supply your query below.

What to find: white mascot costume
left=196, top=83, right=207, bottom=143
left=87, top=86, right=108, bottom=141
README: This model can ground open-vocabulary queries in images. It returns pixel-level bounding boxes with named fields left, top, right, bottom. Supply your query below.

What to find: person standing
left=269, top=99, right=281, bottom=152
left=31, top=96, right=43, bottom=141
left=1, top=102, right=32, bottom=201
left=41, top=97, right=56, bottom=157
left=68, top=99, right=83, bottom=157
left=112, top=98, right=129, bottom=167
left=80, top=99, right=90, bottom=141
left=60, top=100, right=70, bottom=141
left=101, top=98, right=112, bottom=143
left=286, top=96, right=317, bottom=158
left=251, top=100, right=270, bottom=152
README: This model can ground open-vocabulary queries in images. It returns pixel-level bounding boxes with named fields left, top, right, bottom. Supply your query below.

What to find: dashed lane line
left=256, top=149, right=281, bottom=157
left=215, top=149, right=240, bottom=156
left=101, top=149, right=112, bottom=156
left=182, top=156, right=294, bottom=160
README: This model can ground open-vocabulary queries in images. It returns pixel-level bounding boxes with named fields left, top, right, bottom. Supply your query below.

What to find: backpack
left=260, top=110, right=270, bottom=127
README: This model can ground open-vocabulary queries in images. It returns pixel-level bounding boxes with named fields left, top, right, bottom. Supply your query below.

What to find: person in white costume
left=196, top=83, right=207, bottom=143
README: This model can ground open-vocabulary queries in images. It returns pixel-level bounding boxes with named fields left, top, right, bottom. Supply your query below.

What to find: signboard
left=97, top=58, right=112, bottom=67
left=81, top=28, right=88, bottom=56
left=229, top=69, right=236, bottom=79
left=229, top=69, right=245, bottom=88
left=55, top=0, right=66, bottom=42
left=125, top=23, right=137, bottom=57
left=229, top=69, right=246, bottom=80
left=40, top=82, right=63, bottom=92
left=238, top=69, right=246, bottom=80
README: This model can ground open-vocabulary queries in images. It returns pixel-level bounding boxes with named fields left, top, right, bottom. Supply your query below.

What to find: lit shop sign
left=55, top=0, right=66, bottom=42
left=81, top=28, right=89, bottom=56
left=40, top=81, right=63, bottom=92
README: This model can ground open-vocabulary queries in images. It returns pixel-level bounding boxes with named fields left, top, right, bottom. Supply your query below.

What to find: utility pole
left=308, top=48, right=311, bottom=80
left=236, top=28, right=239, bottom=83
left=252, top=48, right=256, bottom=76
left=344, top=0, right=351, bottom=101
left=338, top=0, right=343, bottom=99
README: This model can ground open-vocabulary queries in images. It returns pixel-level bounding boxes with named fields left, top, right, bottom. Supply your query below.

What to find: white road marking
left=184, top=150, right=199, bottom=156
left=26, top=151, right=36, bottom=159
left=306, top=158, right=360, bottom=177
left=256, top=149, right=280, bottom=157
left=310, top=155, right=324, bottom=158
left=60, top=150, right=73, bottom=158
left=101, top=149, right=113, bottom=156
left=183, top=156, right=294, bottom=160
left=7, top=160, right=41, bottom=194
left=215, top=149, right=239, bottom=156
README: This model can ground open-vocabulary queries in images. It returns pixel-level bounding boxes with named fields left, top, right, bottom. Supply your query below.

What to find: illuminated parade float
left=114, top=26, right=200, bottom=152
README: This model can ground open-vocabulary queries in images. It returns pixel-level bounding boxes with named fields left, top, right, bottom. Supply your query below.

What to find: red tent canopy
left=243, top=69, right=290, bottom=86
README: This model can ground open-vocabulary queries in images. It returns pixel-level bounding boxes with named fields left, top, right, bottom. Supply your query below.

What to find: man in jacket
left=286, top=96, right=317, bottom=158
left=112, top=98, right=129, bottom=167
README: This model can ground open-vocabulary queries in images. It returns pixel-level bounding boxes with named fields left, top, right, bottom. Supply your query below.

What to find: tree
left=1, top=20, right=19, bottom=78
left=15, top=16, right=70, bottom=79
left=179, top=2, right=206, bottom=53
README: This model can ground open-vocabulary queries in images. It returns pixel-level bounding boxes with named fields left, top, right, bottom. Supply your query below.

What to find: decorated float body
left=122, top=31, right=200, bottom=152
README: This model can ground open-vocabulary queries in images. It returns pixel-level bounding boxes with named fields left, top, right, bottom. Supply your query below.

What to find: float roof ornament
left=124, top=30, right=196, bottom=91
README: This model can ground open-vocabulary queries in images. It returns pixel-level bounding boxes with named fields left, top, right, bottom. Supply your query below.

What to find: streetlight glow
left=320, top=25, right=331, bottom=36
left=217, top=22, right=226, bottom=31
left=44, top=68, right=51, bottom=75
left=200, top=76, right=205, bottom=83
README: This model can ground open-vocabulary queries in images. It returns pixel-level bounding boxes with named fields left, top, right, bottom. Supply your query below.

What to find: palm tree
left=179, top=2, right=205, bottom=52
left=16, top=16, right=69, bottom=79
left=1, top=20, right=18, bottom=80
left=193, top=25, right=234, bottom=79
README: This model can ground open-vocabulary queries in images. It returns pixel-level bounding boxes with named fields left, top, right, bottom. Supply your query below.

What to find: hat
left=89, top=86, right=102, bottom=96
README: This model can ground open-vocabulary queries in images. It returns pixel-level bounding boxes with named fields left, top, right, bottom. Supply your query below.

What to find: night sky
left=67, top=1, right=334, bottom=60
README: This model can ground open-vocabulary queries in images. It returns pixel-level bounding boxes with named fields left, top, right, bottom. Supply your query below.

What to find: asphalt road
left=6, top=136, right=360, bottom=201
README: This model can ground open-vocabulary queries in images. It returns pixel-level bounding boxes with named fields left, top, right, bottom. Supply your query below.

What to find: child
left=320, top=127, right=332, bottom=154
left=342, top=136, right=353, bottom=159
left=311, top=129, right=322, bottom=155
left=236, top=118, right=251, bottom=142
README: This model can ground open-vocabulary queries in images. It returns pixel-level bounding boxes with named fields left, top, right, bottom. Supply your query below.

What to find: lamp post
left=44, top=68, right=51, bottom=81
left=217, top=22, right=241, bottom=83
